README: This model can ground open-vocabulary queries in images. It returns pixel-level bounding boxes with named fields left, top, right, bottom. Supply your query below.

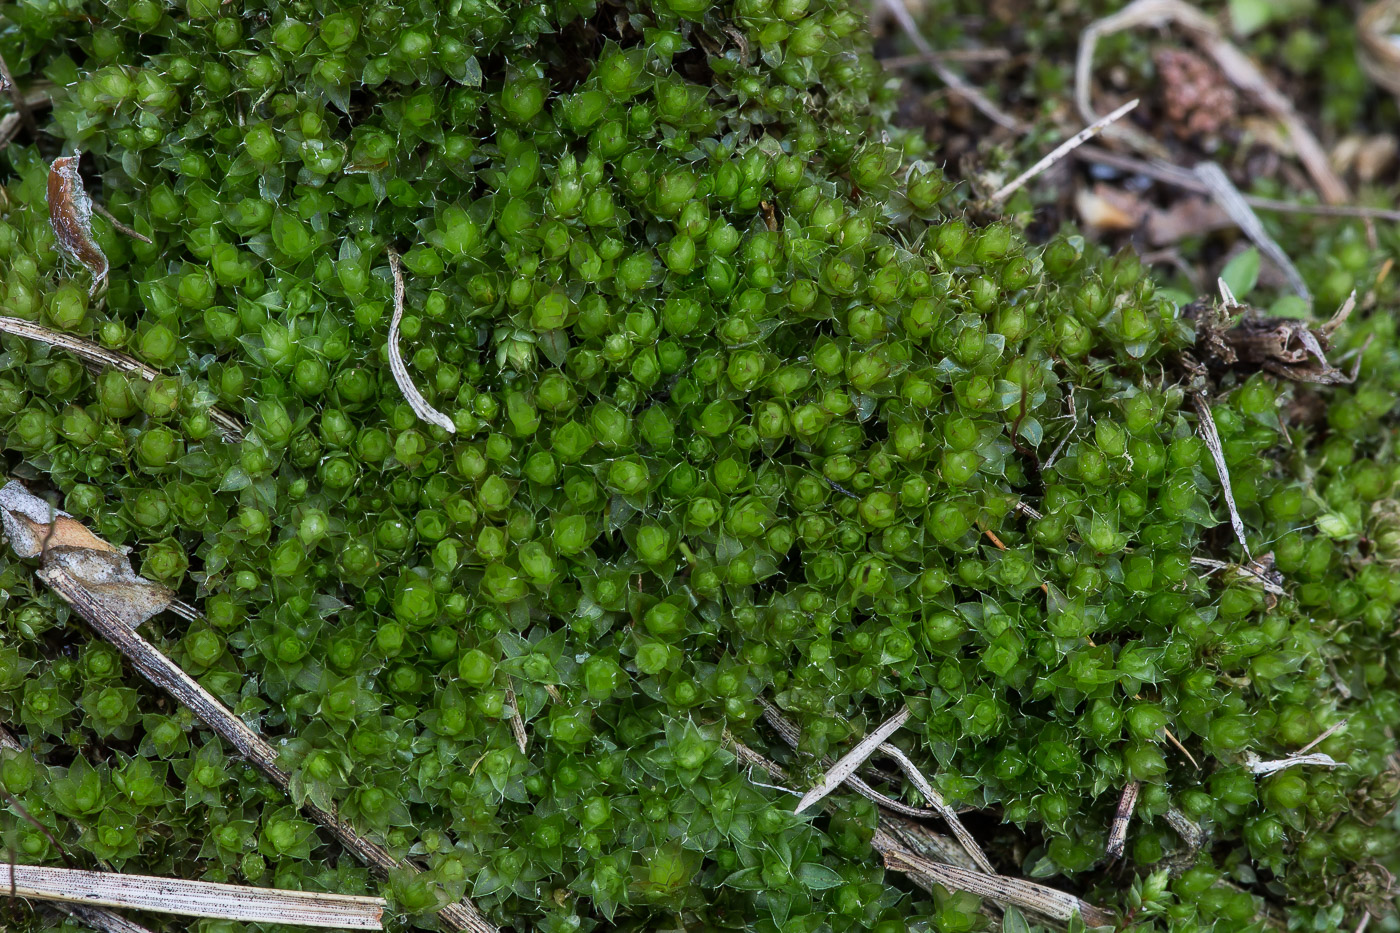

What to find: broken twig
left=873, top=829, right=1113, bottom=926
left=0, top=865, right=384, bottom=929
left=1191, top=392, right=1250, bottom=559
left=875, top=741, right=994, bottom=873
left=990, top=99, right=1140, bottom=205
left=1106, top=781, right=1140, bottom=861
left=759, top=699, right=949, bottom=819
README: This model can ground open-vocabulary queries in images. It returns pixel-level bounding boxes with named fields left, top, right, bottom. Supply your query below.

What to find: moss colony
left=2, top=0, right=1400, bottom=930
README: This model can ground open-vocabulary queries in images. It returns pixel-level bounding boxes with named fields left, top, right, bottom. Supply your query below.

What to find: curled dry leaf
left=1243, top=751, right=1342, bottom=775
left=386, top=248, right=456, bottom=434
left=48, top=154, right=109, bottom=296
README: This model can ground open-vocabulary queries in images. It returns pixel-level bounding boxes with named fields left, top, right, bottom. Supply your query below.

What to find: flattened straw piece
left=1297, top=719, right=1347, bottom=756
left=1192, top=392, right=1250, bottom=559
left=33, top=561, right=499, bottom=933
left=878, top=741, right=995, bottom=873
left=1194, top=162, right=1311, bottom=303
left=505, top=681, right=528, bottom=754
left=990, top=99, right=1140, bottom=205
left=873, top=829, right=1114, bottom=927
left=795, top=706, right=910, bottom=814
left=878, top=0, right=1022, bottom=131
left=386, top=248, right=456, bottom=434
left=1106, top=781, right=1140, bottom=860
left=0, top=316, right=244, bottom=441
left=0, top=865, right=384, bottom=929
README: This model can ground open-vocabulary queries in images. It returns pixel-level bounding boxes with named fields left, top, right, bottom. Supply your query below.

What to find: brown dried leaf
left=48, top=154, right=109, bottom=296
left=1075, top=182, right=1147, bottom=231
left=1, top=481, right=172, bottom=629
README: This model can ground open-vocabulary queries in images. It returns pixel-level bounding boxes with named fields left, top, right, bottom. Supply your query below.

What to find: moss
left=1, top=0, right=1400, bottom=930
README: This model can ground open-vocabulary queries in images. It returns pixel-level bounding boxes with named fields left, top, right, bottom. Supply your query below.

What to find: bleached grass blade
left=1192, top=392, right=1250, bottom=559
left=1195, top=161, right=1310, bottom=302
left=877, top=741, right=994, bottom=873
left=795, top=706, right=910, bottom=814
left=990, top=99, right=1139, bottom=205
left=759, top=699, right=944, bottom=818
left=386, top=248, right=456, bottom=434
left=0, top=864, right=384, bottom=929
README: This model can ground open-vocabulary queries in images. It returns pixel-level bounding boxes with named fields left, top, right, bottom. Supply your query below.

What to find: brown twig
left=1106, top=781, right=1140, bottom=860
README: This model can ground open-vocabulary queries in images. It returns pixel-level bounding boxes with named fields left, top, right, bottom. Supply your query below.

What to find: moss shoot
left=1, top=0, right=1399, bottom=930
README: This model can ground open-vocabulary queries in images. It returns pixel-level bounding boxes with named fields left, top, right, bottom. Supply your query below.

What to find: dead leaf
left=1075, top=182, right=1147, bottom=231
left=48, top=154, right=109, bottom=296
